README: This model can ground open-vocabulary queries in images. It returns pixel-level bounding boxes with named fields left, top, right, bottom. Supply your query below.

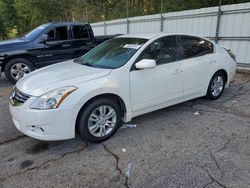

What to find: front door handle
left=62, top=44, right=71, bottom=47
left=173, top=69, right=183, bottom=75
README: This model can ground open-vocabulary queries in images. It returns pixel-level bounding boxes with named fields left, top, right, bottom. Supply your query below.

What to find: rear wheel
left=4, top=58, right=35, bottom=83
left=77, top=98, right=122, bottom=143
left=206, top=72, right=225, bottom=100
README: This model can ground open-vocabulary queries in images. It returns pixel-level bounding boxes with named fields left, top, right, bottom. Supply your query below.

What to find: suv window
left=72, top=25, right=89, bottom=39
left=46, top=26, right=68, bottom=41
left=181, top=36, right=213, bottom=59
left=138, top=36, right=177, bottom=65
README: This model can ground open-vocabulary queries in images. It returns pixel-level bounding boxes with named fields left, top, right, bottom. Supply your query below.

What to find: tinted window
left=72, top=26, right=89, bottom=39
left=77, top=38, right=148, bottom=69
left=181, top=36, right=213, bottom=58
left=138, top=36, right=177, bottom=65
left=55, top=26, right=68, bottom=40
left=46, top=26, right=68, bottom=41
left=47, top=29, right=54, bottom=41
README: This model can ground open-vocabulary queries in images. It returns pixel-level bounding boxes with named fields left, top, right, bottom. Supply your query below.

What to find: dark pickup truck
left=0, top=22, right=118, bottom=83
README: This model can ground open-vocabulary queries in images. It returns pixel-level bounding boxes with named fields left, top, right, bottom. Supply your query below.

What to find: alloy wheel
left=87, top=105, right=117, bottom=137
left=10, top=63, right=31, bottom=80
left=211, top=75, right=224, bottom=97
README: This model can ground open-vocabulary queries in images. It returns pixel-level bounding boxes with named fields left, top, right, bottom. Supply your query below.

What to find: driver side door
left=130, top=36, right=184, bottom=113
left=32, top=26, right=74, bottom=67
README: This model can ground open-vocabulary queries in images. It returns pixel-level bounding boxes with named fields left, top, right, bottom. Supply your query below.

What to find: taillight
left=225, top=48, right=236, bottom=61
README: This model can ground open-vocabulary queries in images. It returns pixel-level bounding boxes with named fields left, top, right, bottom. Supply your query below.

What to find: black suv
left=0, top=22, right=117, bottom=83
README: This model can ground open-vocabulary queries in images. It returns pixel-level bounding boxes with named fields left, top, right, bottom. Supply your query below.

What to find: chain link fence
left=84, top=0, right=250, bottom=23
left=90, top=0, right=250, bottom=64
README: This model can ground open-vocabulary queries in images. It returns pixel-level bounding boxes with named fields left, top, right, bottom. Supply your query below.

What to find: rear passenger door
left=178, top=36, right=215, bottom=97
left=70, top=25, right=96, bottom=58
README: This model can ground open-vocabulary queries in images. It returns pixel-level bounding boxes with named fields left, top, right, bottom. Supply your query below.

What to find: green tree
left=0, top=0, right=249, bottom=39
left=0, top=0, right=18, bottom=39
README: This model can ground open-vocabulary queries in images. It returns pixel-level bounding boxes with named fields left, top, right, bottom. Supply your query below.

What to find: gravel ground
left=0, top=73, right=250, bottom=188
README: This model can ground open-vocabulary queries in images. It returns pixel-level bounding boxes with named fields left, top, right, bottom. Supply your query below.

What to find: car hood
left=16, top=60, right=112, bottom=96
left=0, top=38, right=28, bottom=51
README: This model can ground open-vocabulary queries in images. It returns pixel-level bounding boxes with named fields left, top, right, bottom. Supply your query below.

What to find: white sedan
left=9, top=33, right=236, bottom=142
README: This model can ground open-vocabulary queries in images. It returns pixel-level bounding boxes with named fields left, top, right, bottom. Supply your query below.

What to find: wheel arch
left=75, top=93, right=127, bottom=134
left=215, top=69, right=228, bottom=84
left=2, top=54, right=35, bottom=72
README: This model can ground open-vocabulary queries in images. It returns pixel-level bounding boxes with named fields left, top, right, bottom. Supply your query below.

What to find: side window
left=46, top=26, right=68, bottom=41
left=55, top=26, right=68, bottom=40
left=138, top=36, right=177, bottom=65
left=72, top=25, right=89, bottom=39
left=181, top=36, right=213, bottom=59
left=47, top=29, right=54, bottom=41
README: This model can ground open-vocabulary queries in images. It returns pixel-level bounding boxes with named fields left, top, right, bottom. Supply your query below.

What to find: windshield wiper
left=74, top=58, right=94, bottom=67
left=82, top=62, right=95, bottom=67
left=74, top=58, right=110, bottom=69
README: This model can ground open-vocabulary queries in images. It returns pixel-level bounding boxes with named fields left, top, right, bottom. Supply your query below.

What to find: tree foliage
left=0, top=0, right=249, bottom=39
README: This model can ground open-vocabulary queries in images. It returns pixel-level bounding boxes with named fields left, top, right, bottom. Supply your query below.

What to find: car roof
left=117, top=32, right=213, bottom=42
left=117, top=32, right=164, bottom=39
left=47, top=22, right=89, bottom=26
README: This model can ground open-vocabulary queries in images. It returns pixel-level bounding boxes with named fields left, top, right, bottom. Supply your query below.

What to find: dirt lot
left=0, top=73, right=250, bottom=188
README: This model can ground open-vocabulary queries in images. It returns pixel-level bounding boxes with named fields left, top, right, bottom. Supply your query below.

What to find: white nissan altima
left=9, top=33, right=236, bottom=142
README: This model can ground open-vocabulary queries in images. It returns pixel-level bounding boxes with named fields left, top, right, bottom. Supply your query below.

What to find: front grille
left=9, top=87, right=30, bottom=106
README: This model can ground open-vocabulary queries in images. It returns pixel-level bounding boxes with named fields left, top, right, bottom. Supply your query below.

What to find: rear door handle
left=173, top=69, right=183, bottom=75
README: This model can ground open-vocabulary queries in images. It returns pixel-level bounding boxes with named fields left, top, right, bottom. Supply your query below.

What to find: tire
left=4, top=58, right=35, bottom=83
left=206, top=71, right=225, bottom=100
left=77, top=98, right=122, bottom=143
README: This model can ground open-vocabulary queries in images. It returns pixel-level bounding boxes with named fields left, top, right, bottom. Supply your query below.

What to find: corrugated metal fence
left=91, top=2, right=250, bottom=65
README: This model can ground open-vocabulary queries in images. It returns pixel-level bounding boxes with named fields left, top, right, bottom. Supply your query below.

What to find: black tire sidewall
left=77, top=98, right=122, bottom=143
left=207, top=72, right=225, bottom=100
left=4, top=58, right=35, bottom=83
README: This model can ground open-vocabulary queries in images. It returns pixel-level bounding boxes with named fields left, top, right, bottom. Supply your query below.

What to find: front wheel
left=77, top=98, right=122, bottom=143
left=206, top=72, right=225, bottom=100
left=4, top=58, right=35, bottom=83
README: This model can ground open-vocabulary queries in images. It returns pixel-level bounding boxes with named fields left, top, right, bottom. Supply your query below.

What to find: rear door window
left=72, top=25, right=90, bottom=39
left=181, top=36, right=213, bottom=59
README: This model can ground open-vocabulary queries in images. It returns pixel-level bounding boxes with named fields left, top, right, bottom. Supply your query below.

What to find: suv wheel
left=77, top=98, right=122, bottom=143
left=4, top=58, right=35, bottom=83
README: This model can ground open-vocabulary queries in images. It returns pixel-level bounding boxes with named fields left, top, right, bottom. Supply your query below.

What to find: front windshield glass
left=24, top=23, right=51, bottom=40
left=77, top=37, right=148, bottom=69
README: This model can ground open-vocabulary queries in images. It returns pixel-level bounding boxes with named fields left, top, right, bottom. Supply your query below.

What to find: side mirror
left=135, top=59, right=156, bottom=69
left=40, top=34, right=48, bottom=42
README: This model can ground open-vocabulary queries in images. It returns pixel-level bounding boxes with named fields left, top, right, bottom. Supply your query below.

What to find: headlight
left=30, top=86, right=77, bottom=110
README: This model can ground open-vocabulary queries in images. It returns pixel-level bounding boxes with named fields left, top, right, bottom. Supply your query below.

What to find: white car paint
left=9, top=33, right=236, bottom=141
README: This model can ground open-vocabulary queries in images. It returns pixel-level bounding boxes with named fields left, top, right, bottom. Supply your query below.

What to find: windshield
left=24, top=23, right=51, bottom=40
left=77, top=37, right=148, bottom=69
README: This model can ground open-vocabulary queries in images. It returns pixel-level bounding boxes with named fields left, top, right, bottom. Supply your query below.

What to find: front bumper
left=9, top=96, right=76, bottom=141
